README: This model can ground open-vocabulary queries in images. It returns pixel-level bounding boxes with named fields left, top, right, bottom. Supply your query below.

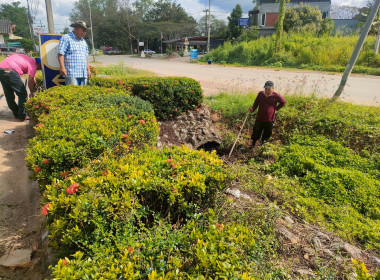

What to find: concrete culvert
left=157, top=105, right=222, bottom=151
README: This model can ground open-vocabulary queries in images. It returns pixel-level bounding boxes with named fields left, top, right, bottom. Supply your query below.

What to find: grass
left=93, top=61, right=156, bottom=78
left=206, top=93, right=380, bottom=251
left=202, top=34, right=380, bottom=76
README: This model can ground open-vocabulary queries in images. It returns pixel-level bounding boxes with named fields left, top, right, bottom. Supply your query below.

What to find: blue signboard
left=238, top=18, right=250, bottom=26
left=190, top=49, right=198, bottom=60
left=39, top=33, right=65, bottom=89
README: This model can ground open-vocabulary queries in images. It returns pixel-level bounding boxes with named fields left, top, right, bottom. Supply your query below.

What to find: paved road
left=94, top=55, right=380, bottom=106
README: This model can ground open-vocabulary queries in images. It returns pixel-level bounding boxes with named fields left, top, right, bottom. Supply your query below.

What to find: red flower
left=45, top=105, right=50, bottom=109
left=118, top=80, right=123, bottom=85
left=122, top=134, right=129, bottom=139
left=140, top=120, right=145, bottom=125
left=128, top=115, right=133, bottom=119
left=42, top=203, right=50, bottom=216
left=42, top=159, right=49, bottom=165
left=173, top=187, right=177, bottom=193
left=34, top=167, right=42, bottom=173
left=154, top=83, right=158, bottom=86
left=101, top=170, right=108, bottom=176
left=167, top=159, right=173, bottom=164
left=126, top=140, right=132, bottom=145
left=41, top=102, right=45, bottom=107
left=171, top=164, right=177, bottom=169
left=36, top=123, right=44, bottom=128
left=174, top=109, right=178, bottom=112
left=62, top=259, right=68, bottom=266
left=60, top=171, right=69, bottom=179
left=142, top=84, right=147, bottom=87
left=127, top=246, right=134, bottom=253
left=66, top=183, right=79, bottom=195
left=127, top=87, right=131, bottom=90
left=28, top=100, right=33, bottom=104
left=34, top=105, right=39, bottom=109
left=196, top=109, right=200, bottom=112
left=216, top=223, right=224, bottom=230
left=191, top=90, right=194, bottom=93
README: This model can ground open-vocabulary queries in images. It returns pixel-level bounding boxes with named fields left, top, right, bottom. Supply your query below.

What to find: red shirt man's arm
left=275, top=94, right=286, bottom=111
left=251, top=92, right=261, bottom=112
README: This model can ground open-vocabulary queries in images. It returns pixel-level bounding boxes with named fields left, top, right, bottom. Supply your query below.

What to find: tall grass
left=202, top=34, right=380, bottom=75
left=95, top=61, right=157, bottom=78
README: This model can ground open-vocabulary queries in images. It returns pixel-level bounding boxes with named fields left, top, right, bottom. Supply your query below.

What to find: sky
left=0, top=0, right=369, bottom=34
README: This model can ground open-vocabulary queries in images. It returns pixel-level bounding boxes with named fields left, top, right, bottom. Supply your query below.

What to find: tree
left=62, top=27, right=70, bottom=34
left=0, top=2, right=30, bottom=38
left=330, top=5, right=359, bottom=19
left=197, top=15, right=227, bottom=38
left=227, top=4, right=243, bottom=39
left=283, top=3, right=323, bottom=32
left=319, top=17, right=335, bottom=36
left=274, top=0, right=289, bottom=54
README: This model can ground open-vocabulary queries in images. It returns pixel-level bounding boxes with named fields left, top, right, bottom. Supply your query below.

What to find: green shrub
left=26, top=86, right=158, bottom=184
left=50, top=211, right=272, bottom=280
left=43, top=146, right=228, bottom=250
left=90, top=76, right=204, bottom=120
left=201, top=34, right=380, bottom=75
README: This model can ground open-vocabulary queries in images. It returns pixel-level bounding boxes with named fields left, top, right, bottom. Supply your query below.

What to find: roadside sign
left=190, top=49, right=198, bottom=60
left=238, top=18, right=250, bottom=26
left=139, top=42, right=144, bottom=47
left=39, top=33, right=65, bottom=89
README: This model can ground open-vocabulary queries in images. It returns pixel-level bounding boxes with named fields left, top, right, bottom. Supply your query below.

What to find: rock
left=0, top=249, right=32, bottom=268
left=316, top=231, right=330, bottom=241
left=276, top=224, right=300, bottom=244
left=294, top=268, right=315, bottom=277
left=302, top=247, right=315, bottom=255
left=332, top=242, right=362, bottom=259
left=284, top=216, right=295, bottom=224
left=321, top=249, right=335, bottom=258
left=370, top=255, right=380, bottom=266
left=225, top=188, right=252, bottom=201
left=312, top=237, right=323, bottom=248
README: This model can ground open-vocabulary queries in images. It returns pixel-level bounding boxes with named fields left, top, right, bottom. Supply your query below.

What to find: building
left=0, top=19, right=20, bottom=44
left=249, top=0, right=331, bottom=36
left=163, top=36, right=225, bottom=53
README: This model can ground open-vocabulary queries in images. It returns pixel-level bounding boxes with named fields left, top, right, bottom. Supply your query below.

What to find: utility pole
left=207, top=0, right=211, bottom=53
left=26, top=0, right=37, bottom=52
left=45, top=0, right=55, bottom=33
left=88, top=0, right=95, bottom=62
left=161, top=30, right=163, bottom=54
left=333, top=0, right=380, bottom=99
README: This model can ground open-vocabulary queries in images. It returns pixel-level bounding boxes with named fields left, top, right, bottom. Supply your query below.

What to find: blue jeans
left=65, top=77, right=88, bottom=86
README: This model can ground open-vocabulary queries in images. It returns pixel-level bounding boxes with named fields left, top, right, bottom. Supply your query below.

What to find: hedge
left=25, top=86, right=158, bottom=184
left=90, top=76, right=204, bottom=120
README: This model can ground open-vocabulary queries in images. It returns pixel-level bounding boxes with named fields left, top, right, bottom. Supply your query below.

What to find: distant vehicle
left=0, top=47, right=16, bottom=56
left=144, top=49, right=156, bottom=54
left=102, top=47, right=123, bottom=55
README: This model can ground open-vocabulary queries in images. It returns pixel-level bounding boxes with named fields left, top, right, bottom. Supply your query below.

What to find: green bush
left=26, top=86, right=158, bottom=184
left=90, top=76, right=204, bottom=120
left=201, top=34, right=380, bottom=75
left=50, top=215, right=265, bottom=280
left=43, top=146, right=228, bottom=250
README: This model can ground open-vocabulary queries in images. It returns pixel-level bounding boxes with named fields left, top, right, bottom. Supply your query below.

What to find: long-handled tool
left=228, top=112, right=250, bottom=158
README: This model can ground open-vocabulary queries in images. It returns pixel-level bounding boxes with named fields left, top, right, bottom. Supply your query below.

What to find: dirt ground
left=0, top=95, right=45, bottom=280
left=93, top=55, right=380, bottom=106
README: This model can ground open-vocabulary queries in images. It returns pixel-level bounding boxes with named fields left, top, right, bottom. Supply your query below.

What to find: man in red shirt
left=0, top=54, right=41, bottom=120
left=249, top=81, right=286, bottom=147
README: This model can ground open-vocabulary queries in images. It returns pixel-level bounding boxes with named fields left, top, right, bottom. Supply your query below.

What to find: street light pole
left=88, top=0, right=95, bottom=62
left=45, top=0, right=55, bottom=33
left=207, top=0, right=211, bottom=53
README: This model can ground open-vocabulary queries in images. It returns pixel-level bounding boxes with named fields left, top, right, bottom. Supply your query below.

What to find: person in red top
left=0, top=54, right=41, bottom=120
left=248, top=81, right=286, bottom=147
